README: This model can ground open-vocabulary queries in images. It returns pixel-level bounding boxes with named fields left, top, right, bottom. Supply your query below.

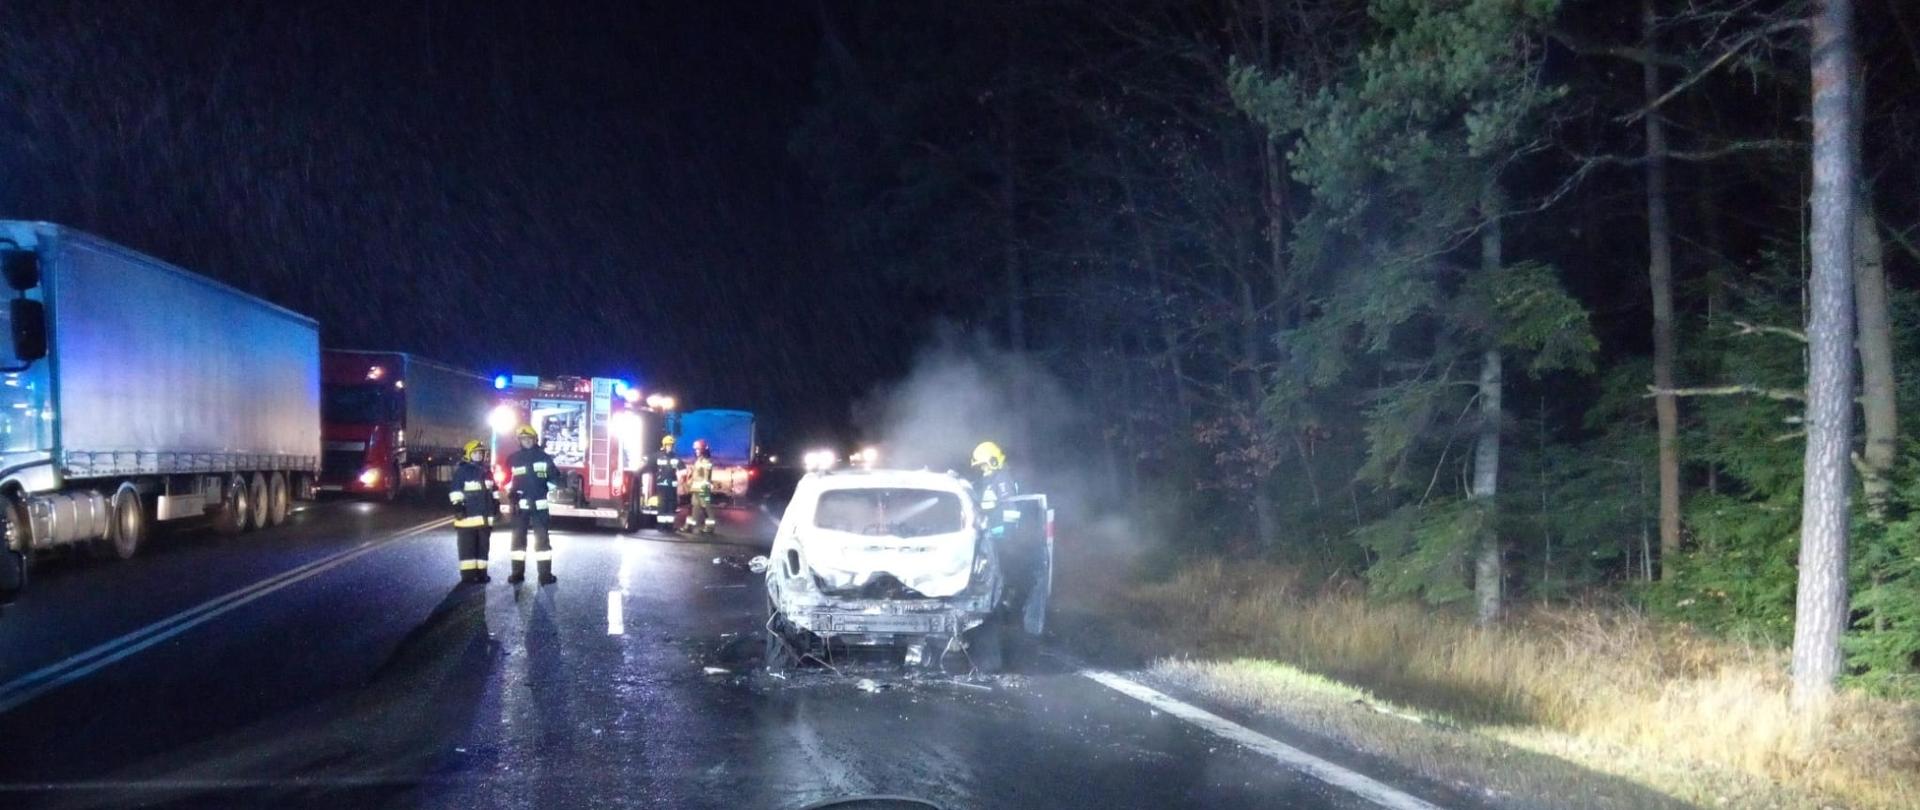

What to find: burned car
left=756, top=469, right=1051, bottom=672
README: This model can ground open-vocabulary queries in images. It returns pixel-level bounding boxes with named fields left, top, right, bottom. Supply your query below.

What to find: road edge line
left=1079, top=669, right=1446, bottom=810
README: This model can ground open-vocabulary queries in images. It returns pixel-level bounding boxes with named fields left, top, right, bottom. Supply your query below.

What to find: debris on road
left=855, top=678, right=891, bottom=693
left=703, top=666, right=730, bottom=675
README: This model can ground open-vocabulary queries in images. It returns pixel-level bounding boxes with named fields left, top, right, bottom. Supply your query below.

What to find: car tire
left=764, top=589, right=801, bottom=671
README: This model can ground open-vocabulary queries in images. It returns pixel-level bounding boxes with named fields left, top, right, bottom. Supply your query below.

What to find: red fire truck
left=486, top=374, right=666, bottom=531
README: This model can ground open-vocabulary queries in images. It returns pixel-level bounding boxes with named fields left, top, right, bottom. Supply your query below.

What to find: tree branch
left=1647, top=384, right=1805, bottom=402
left=1619, top=19, right=1809, bottom=124
left=1731, top=320, right=1808, bottom=342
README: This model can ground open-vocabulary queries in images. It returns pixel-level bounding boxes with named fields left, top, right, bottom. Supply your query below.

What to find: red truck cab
left=319, top=351, right=490, bottom=499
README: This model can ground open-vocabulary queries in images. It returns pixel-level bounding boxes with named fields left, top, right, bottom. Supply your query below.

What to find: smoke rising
left=854, top=333, right=1159, bottom=560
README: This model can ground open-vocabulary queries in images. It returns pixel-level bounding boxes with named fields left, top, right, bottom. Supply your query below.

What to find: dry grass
left=1099, top=559, right=1920, bottom=810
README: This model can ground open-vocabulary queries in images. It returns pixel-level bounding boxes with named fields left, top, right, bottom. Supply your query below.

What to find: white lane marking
left=0, top=517, right=452, bottom=715
left=606, top=590, right=625, bottom=636
left=1080, top=670, right=1445, bottom=810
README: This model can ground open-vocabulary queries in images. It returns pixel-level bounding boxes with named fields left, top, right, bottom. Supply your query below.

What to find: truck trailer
left=319, top=350, right=490, bottom=500
left=0, top=221, right=321, bottom=579
left=488, top=374, right=666, bottom=532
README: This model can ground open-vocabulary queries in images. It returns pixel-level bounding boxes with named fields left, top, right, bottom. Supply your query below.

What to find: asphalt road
left=0, top=499, right=1471, bottom=810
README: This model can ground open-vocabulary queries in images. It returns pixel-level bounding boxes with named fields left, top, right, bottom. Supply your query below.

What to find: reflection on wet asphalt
left=0, top=502, right=1442, bottom=810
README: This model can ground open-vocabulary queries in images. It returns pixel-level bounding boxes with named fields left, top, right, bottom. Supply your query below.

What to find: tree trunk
left=1852, top=152, right=1895, bottom=526
left=1473, top=346, right=1504, bottom=626
left=1473, top=186, right=1505, bottom=627
left=1238, top=278, right=1280, bottom=548
left=1791, top=0, right=1859, bottom=712
left=1643, top=0, right=1683, bottom=579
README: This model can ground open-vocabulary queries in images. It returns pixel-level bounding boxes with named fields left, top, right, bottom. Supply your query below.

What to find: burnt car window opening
left=814, top=488, right=964, bottom=538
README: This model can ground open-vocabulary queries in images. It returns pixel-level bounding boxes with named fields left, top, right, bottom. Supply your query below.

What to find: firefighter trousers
left=455, top=523, right=492, bottom=579
left=652, top=486, right=680, bottom=530
left=511, top=507, right=552, bottom=578
left=688, top=492, right=716, bottom=534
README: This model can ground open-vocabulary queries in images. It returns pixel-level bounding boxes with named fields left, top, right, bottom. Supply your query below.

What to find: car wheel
left=764, top=590, right=801, bottom=671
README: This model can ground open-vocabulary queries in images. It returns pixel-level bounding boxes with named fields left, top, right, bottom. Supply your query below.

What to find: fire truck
left=486, top=374, right=665, bottom=531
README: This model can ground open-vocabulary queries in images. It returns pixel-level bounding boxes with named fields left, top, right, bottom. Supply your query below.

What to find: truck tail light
left=493, top=465, right=508, bottom=488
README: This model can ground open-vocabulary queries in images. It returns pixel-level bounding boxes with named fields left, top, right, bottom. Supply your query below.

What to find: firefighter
left=971, top=441, right=1019, bottom=513
left=506, top=424, right=558, bottom=585
left=686, top=438, right=717, bottom=535
left=449, top=440, right=497, bottom=583
left=646, top=434, right=684, bottom=531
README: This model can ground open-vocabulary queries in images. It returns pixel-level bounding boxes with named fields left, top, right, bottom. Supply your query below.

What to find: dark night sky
left=0, top=1, right=909, bottom=447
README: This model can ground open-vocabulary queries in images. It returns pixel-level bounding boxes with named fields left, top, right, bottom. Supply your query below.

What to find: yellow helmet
left=971, top=441, right=1005, bottom=472
left=463, top=439, right=485, bottom=458
left=661, top=434, right=677, bottom=449
left=515, top=424, right=538, bottom=441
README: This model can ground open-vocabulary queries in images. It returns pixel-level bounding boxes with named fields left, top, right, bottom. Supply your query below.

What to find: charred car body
left=758, top=469, right=1052, bottom=672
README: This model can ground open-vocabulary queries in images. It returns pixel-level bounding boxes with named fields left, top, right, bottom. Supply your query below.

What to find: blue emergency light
left=493, top=374, right=508, bottom=390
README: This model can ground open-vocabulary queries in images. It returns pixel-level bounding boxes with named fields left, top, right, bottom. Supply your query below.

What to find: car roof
left=800, top=468, right=973, bottom=494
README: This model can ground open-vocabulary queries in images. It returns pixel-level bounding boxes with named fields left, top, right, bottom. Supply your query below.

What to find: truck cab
left=319, top=351, right=490, bottom=500
left=487, top=374, right=665, bottom=531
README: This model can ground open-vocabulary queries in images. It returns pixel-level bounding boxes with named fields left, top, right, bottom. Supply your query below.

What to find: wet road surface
left=0, top=500, right=1470, bottom=809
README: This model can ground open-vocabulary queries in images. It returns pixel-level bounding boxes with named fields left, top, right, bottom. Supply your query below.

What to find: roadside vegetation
left=1063, top=557, right=1919, bottom=809
left=801, top=1, right=1920, bottom=806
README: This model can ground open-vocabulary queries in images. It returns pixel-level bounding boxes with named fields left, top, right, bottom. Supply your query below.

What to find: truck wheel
left=246, top=474, right=270, bottom=531
left=620, top=492, right=643, bottom=534
left=103, top=484, right=147, bottom=560
left=213, top=475, right=248, bottom=536
left=266, top=472, right=290, bottom=526
left=4, top=496, right=30, bottom=558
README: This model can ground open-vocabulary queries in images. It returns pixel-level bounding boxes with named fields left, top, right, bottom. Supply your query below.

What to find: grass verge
left=1059, top=557, right=1920, bottom=810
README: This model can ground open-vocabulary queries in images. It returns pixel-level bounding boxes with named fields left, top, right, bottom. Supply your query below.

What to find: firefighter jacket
left=977, top=467, right=1020, bottom=512
left=449, top=461, right=499, bottom=527
left=507, top=445, right=559, bottom=510
left=648, top=450, right=683, bottom=496
left=688, top=455, right=715, bottom=495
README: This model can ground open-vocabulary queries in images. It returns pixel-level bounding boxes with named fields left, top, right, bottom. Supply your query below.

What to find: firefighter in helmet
left=971, top=440, right=1019, bottom=513
left=449, top=439, right=498, bottom=583
left=646, top=434, right=684, bottom=531
left=686, top=438, right=717, bottom=535
left=506, top=424, right=558, bottom=584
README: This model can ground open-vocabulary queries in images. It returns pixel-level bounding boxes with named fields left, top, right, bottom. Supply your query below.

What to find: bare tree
left=1790, top=0, right=1859, bottom=712
left=1642, top=0, right=1683, bottom=579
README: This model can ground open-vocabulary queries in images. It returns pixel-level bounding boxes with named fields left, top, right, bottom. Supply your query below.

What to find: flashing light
left=645, top=394, right=677, bottom=411
left=358, top=468, right=382, bottom=487
left=494, top=375, right=508, bottom=390
left=366, top=366, right=386, bottom=381
left=610, top=410, right=644, bottom=451
left=859, top=447, right=880, bottom=467
left=493, top=465, right=509, bottom=488
left=768, top=454, right=779, bottom=464
left=619, top=385, right=641, bottom=404
left=803, top=449, right=837, bottom=472
left=488, top=404, right=519, bottom=434
left=394, top=380, right=405, bottom=390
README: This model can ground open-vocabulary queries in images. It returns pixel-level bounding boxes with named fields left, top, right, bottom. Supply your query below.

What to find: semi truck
left=319, top=350, right=491, bottom=500
left=675, top=408, right=757, bottom=504
left=487, top=374, right=666, bottom=532
left=0, top=221, right=321, bottom=592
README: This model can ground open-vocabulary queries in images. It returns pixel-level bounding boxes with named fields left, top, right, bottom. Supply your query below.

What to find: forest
left=795, top=0, right=1920, bottom=719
